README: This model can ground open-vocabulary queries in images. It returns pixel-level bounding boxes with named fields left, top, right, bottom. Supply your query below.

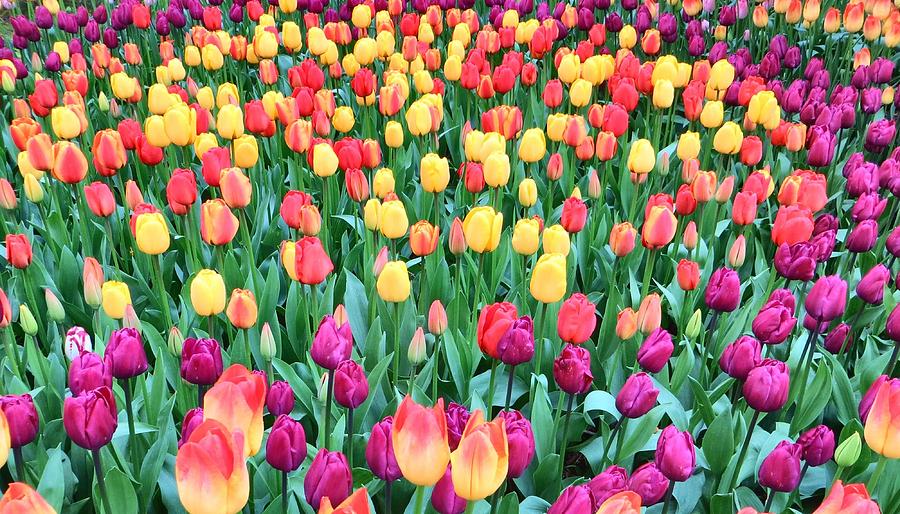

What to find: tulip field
left=1, top=0, right=900, bottom=512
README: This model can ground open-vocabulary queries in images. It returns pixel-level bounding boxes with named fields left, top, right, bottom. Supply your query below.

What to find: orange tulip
left=200, top=199, right=240, bottom=245
left=596, top=491, right=642, bottom=514
left=220, top=168, right=252, bottom=209
left=609, top=222, right=637, bottom=257
left=641, top=205, right=677, bottom=249
left=9, top=118, right=41, bottom=151
left=318, top=487, right=370, bottom=514
left=409, top=220, right=440, bottom=256
left=175, top=419, right=249, bottom=514
left=812, top=481, right=880, bottom=514
left=691, top=171, right=717, bottom=203
left=450, top=410, right=509, bottom=501
left=203, top=365, right=267, bottom=457
left=51, top=142, right=89, bottom=184
left=285, top=119, right=313, bottom=153
left=616, top=307, right=638, bottom=340
left=636, top=293, right=662, bottom=334
left=226, top=289, right=258, bottom=329
left=92, top=129, right=127, bottom=177
left=26, top=133, right=54, bottom=171
left=0, top=483, right=56, bottom=514
left=864, top=378, right=900, bottom=458
left=392, top=396, right=450, bottom=486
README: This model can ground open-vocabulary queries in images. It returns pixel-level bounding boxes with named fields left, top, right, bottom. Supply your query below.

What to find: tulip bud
left=616, top=308, right=638, bottom=340
left=728, top=235, right=746, bottom=267
left=19, top=304, right=37, bottom=336
left=266, top=415, right=307, bottom=472
left=797, top=425, right=835, bottom=467
left=98, top=92, right=109, bottom=112
left=260, top=322, right=276, bottom=360
left=685, top=310, right=702, bottom=340
left=428, top=301, right=448, bottom=335
left=448, top=217, right=467, bottom=255
left=122, top=304, right=142, bottom=332
left=168, top=326, right=184, bottom=356
left=64, top=326, right=92, bottom=361
left=637, top=328, right=674, bottom=373
left=408, top=327, right=427, bottom=365
left=44, top=288, right=65, bottom=322
left=266, top=381, right=295, bottom=417
left=616, top=372, right=659, bottom=418
left=834, top=432, right=862, bottom=467
left=373, top=246, right=389, bottom=276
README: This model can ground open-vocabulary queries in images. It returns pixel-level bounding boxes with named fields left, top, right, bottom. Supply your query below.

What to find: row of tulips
left=0, top=0, right=898, bottom=511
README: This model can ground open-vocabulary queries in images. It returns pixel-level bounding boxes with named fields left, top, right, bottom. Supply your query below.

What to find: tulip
left=449, top=410, right=509, bottom=501
left=496, top=410, right=535, bottom=478
left=181, top=338, right=223, bottom=386
left=864, top=378, right=900, bottom=458
left=557, top=293, right=596, bottom=344
left=636, top=294, right=662, bottom=335
left=805, top=275, right=847, bottom=323
left=190, top=270, right=226, bottom=317
left=655, top=426, right=696, bottom=482
left=798, top=425, right=835, bottom=467
left=812, top=481, right=879, bottom=513
left=63, top=386, right=117, bottom=450
left=616, top=373, right=659, bottom=418
left=595, top=492, right=642, bottom=514
left=104, top=327, right=147, bottom=379
left=226, top=289, right=257, bottom=329
left=743, top=359, right=790, bottom=412
left=752, top=300, right=796, bottom=345
left=530, top=253, right=567, bottom=304
left=719, top=336, right=762, bottom=381
left=84, top=182, right=116, bottom=217
left=512, top=219, right=540, bottom=256
left=642, top=205, right=677, bottom=249
left=609, top=223, right=637, bottom=257
left=627, top=139, right=655, bottom=174
left=548, top=485, right=593, bottom=514
left=758, top=441, right=802, bottom=492
left=266, top=415, right=307, bottom=472
left=4, top=234, right=32, bottom=269
left=265, top=381, right=294, bottom=417
left=421, top=153, right=450, bottom=193
left=392, top=396, right=450, bottom=486
left=432, top=466, right=468, bottom=514
left=543, top=225, right=571, bottom=256
left=561, top=197, right=588, bottom=234
left=463, top=206, right=503, bottom=254
left=68, top=351, right=112, bottom=396
left=200, top=199, right=240, bottom=246
left=553, top=344, right=593, bottom=395
left=676, top=260, right=700, bottom=291
left=496, top=316, right=535, bottom=366
left=705, top=267, right=741, bottom=312
left=366, top=416, right=402, bottom=482
left=0, top=482, right=55, bottom=513
left=0, top=395, right=38, bottom=450
left=627, top=462, right=670, bottom=506
left=376, top=261, right=411, bottom=304
left=101, top=281, right=131, bottom=320
left=203, top=365, right=267, bottom=457
left=637, top=328, right=674, bottom=373
left=334, top=360, right=368, bottom=409
left=311, top=315, right=353, bottom=371
left=135, top=212, right=171, bottom=255
left=294, top=236, right=334, bottom=285
left=176, top=419, right=249, bottom=514
left=823, top=323, right=851, bottom=355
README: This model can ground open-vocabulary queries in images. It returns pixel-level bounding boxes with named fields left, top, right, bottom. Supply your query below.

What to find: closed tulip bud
left=549, top=485, right=593, bottom=514
left=518, top=179, right=538, bottom=207
left=190, top=269, right=226, bottom=317
left=627, top=462, right=669, bottom=506
left=41, top=288, right=64, bottom=323
left=420, top=154, right=450, bottom=193
left=743, top=358, right=790, bottom=412
left=407, top=327, right=428, bottom=366
left=379, top=199, right=408, bottom=239
left=334, top=360, right=369, bottom=409
left=543, top=225, right=571, bottom=256
left=719, top=335, right=762, bottom=380
left=135, top=212, right=171, bottom=255
left=367, top=416, right=403, bottom=481
left=759, top=441, right=802, bottom=492
left=4, top=234, right=32, bottom=269
left=637, top=294, right=662, bottom=335
left=616, top=308, right=638, bottom=340
left=798, top=425, right=835, bottom=467
left=385, top=121, right=404, bottom=148
left=266, top=381, right=295, bottom=417
left=312, top=143, right=339, bottom=178
left=856, top=264, right=891, bottom=306
left=805, top=275, right=847, bottom=322
left=167, top=326, right=184, bottom=356
left=101, top=280, right=131, bottom=320
left=0, top=180, right=16, bottom=210
left=705, top=267, right=741, bottom=312
left=200, top=199, right=240, bottom=246
left=64, top=386, right=117, bottom=450
left=833, top=432, right=862, bottom=467
left=686, top=310, right=703, bottom=340
left=609, top=222, right=637, bottom=257
left=449, top=218, right=467, bottom=255
left=616, top=372, right=659, bottom=418
left=637, top=328, right=674, bottom=373
left=553, top=344, right=593, bottom=394
left=220, top=168, right=252, bottom=209
left=23, top=175, right=44, bottom=204
left=864, top=378, right=900, bottom=458
left=104, top=327, right=148, bottom=379
left=0, top=395, right=38, bottom=451
left=677, top=132, right=701, bottom=161
left=226, top=289, right=258, bottom=329
left=627, top=139, right=656, bottom=174
left=16, top=303, right=34, bottom=337
left=377, top=261, right=411, bottom=303
left=83, top=257, right=103, bottom=308
left=518, top=128, right=547, bottom=163
left=556, top=293, right=597, bottom=344
left=463, top=206, right=503, bottom=254
left=264, top=414, right=306, bottom=474
left=63, top=326, right=91, bottom=361
left=642, top=205, right=677, bottom=249
left=655, top=426, right=696, bottom=482
left=410, top=220, right=440, bottom=257
left=125, top=180, right=144, bottom=209
left=677, top=259, right=700, bottom=291
left=728, top=235, right=747, bottom=267
left=530, top=253, right=567, bottom=304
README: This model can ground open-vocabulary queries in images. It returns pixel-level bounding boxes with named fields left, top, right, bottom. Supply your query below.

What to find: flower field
left=0, top=0, right=898, bottom=512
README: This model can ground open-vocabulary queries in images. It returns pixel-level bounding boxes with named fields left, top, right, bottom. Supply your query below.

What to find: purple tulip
left=496, top=316, right=535, bottom=366
left=304, top=449, right=351, bottom=509
left=180, top=337, right=223, bottom=386
left=63, top=386, right=117, bottom=450
left=497, top=409, right=535, bottom=478
left=333, top=360, right=369, bottom=409
left=0, top=394, right=39, bottom=448
left=655, top=426, right=696, bottom=482
left=719, top=336, right=762, bottom=380
left=431, top=466, right=468, bottom=514
left=887, top=226, right=900, bottom=258
left=743, top=359, right=790, bottom=412
left=860, top=375, right=890, bottom=422
left=266, top=380, right=295, bottom=417
left=446, top=402, right=471, bottom=451
left=768, top=288, right=797, bottom=312
left=759, top=441, right=802, bottom=492
left=553, top=344, right=593, bottom=395
left=823, top=323, right=852, bottom=354
left=851, top=193, right=887, bottom=222
left=178, top=407, right=203, bottom=448
left=857, top=264, right=891, bottom=305
left=267, top=415, right=307, bottom=472
left=104, top=328, right=148, bottom=380
left=865, top=120, right=896, bottom=153
left=627, top=462, right=670, bottom=506
left=615, top=372, right=659, bottom=418
left=805, top=275, right=848, bottom=323
left=68, top=351, right=112, bottom=396
left=797, top=425, right=835, bottom=466
left=752, top=301, right=796, bottom=345
left=366, top=416, right=402, bottom=481
left=310, top=315, right=353, bottom=370
left=587, top=465, right=628, bottom=508
left=846, top=220, right=878, bottom=253
left=637, top=328, right=674, bottom=374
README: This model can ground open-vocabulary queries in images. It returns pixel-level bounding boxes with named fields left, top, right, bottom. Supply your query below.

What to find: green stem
left=487, top=360, right=498, bottom=414
left=152, top=256, right=173, bottom=330
left=123, top=378, right=137, bottom=471
left=641, top=249, right=657, bottom=299
left=323, top=368, right=335, bottom=449
left=727, top=410, right=761, bottom=492
left=3, top=328, right=22, bottom=383
left=869, top=458, right=887, bottom=493
left=432, top=335, right=441, bottom=401
left=92, top=449, right=112, bottom=514
left=414, top=486, right=426, bottom=514
left=393, top=302, right=402, bottom=388
left=558, top=393, right=575, bottom=476
left=281, top=471, right=289, bottom=514
left=463, top=500, right=475, bottom=514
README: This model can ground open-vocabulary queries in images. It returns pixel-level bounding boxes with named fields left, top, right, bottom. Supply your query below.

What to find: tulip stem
left=793, top=327, right=820, bottom=425
left=198, top=384, right=207, bottom=408
left=393, top=302, right=402, bottom=388
left=727, top=409, right=760, bottom=492
left=123, top=378, right=138, bottom=471
left=323, top=368, right=335, bottom=449
left=659, top=481, right=675, bottom=514
left=346, top=408, right=355, bottom=469
left=504, top=365, right=515, bottom=411
left=640, top=249, right=657, bottom=299
left=869, top=458, right=887, bottom=493
left=3, top=328, right=22, bottom=384
left=464, top=501, right=475, bottom=514
left=558, top=392, right=575, bottom=476
left=13, top=446, right=25, bottom=484
left=432, top=335, right=442, bottom=401
left=92, top=449, right=112, bottom=514
left=414, top=485, right=426, bottom=514
left=599, top=419, right=621, bottom=469
left=384, top=480, right=392, bottom=513
left=152, top=256, right=173, bottom=331
left=281, top=470, right=289, bottom=514
left=883, top=342, right=899, bottom=376
left=487, top=360, right=498, bottom=414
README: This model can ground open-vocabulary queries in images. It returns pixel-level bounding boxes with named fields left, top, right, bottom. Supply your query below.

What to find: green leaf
left=37, top=448, right=66, bottom=512
left=531, top=381, right=555, bottom=460
left=702, top=408, right=735, bottom=473
left=99, top=466, right=138, bottom=514
left=791, top=360, right=832, bottom=434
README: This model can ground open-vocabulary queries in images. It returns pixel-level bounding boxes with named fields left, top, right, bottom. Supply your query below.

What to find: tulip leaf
left=37, top=447, right=67, bottom=512
left=702, top=408, right=734, bottom=473
left=519, top=496, right=551, bottom=514
left=98, top=465, right=138, bottom=514
left=619, top=404, right=666, bottom=461
left=531, top=381, right=554, bottom=459
left=497, top=492, right=520, bottom=514
left=791, top=360, right=832, bottom=434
